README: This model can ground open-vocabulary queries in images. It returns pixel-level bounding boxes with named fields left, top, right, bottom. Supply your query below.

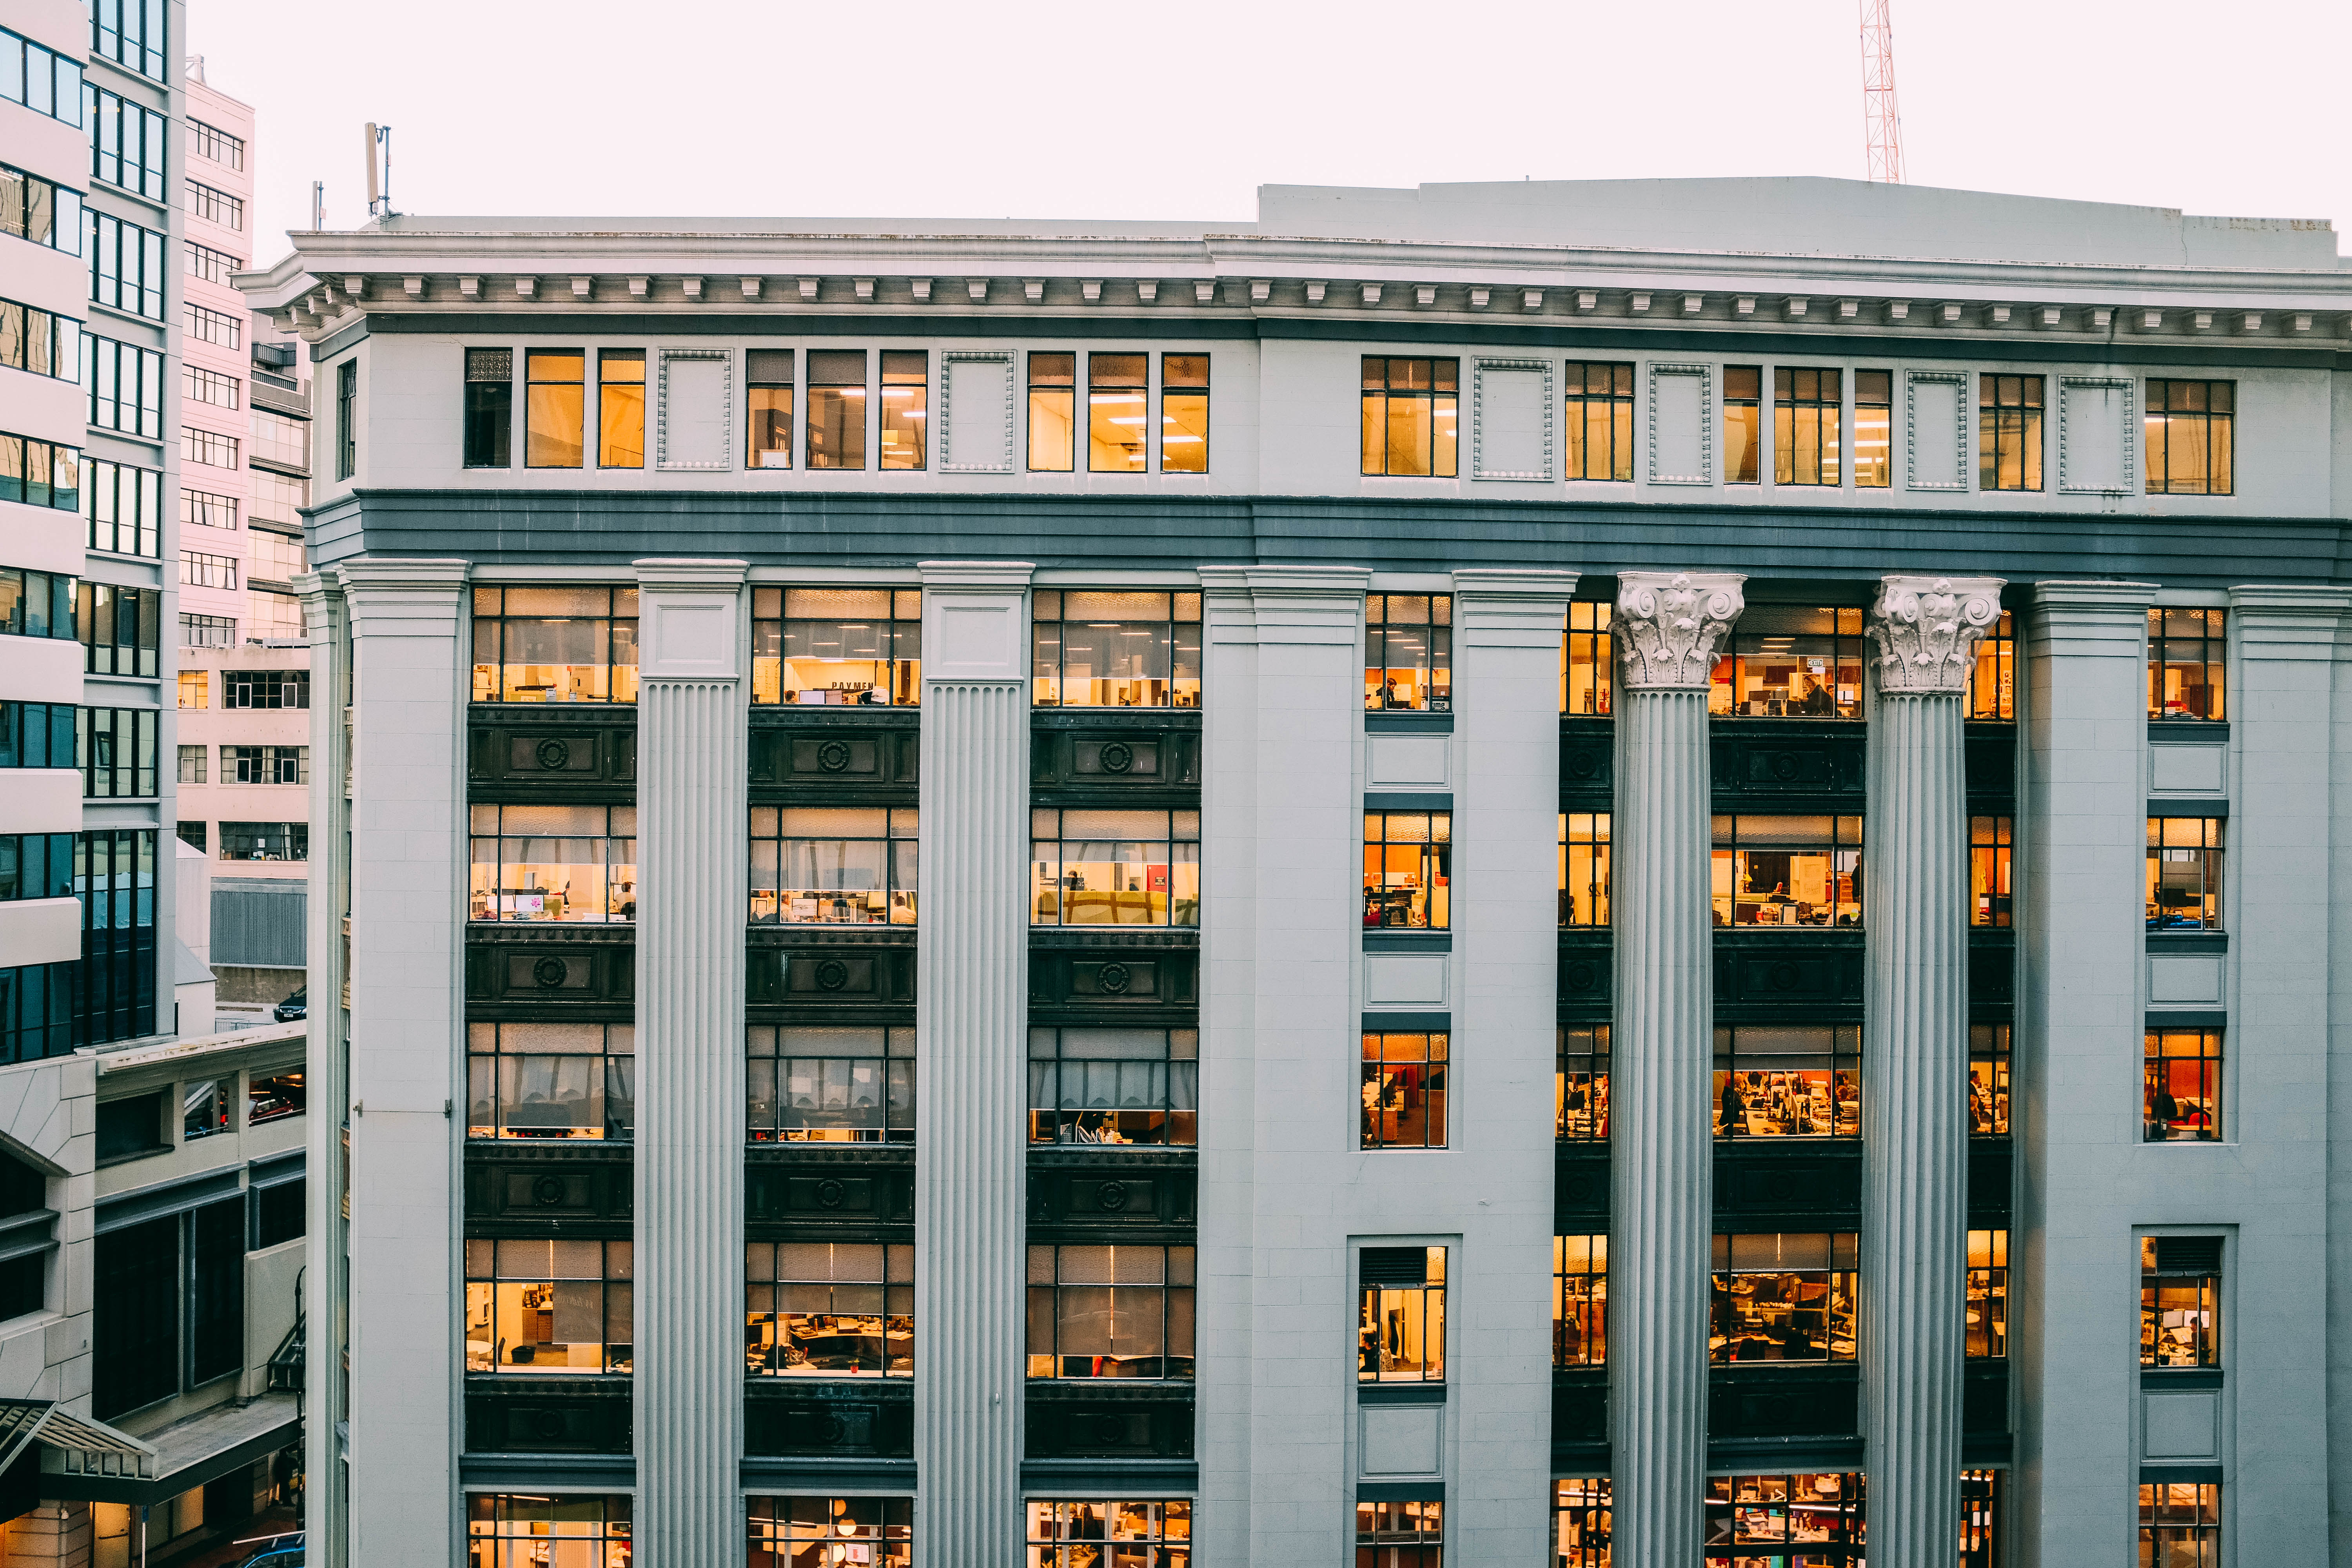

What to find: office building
left=240, top=177, right=2352, bottom=1566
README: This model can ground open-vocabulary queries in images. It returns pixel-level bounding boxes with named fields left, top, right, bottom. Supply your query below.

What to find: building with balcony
left=240, top=176, right=2352, bottom=1568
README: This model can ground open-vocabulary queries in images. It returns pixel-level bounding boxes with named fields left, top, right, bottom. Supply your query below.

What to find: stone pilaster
left=294, top=569, right=351, bottom=1568
left=632, top=560, right=750, bottom=1563
left=334, top=557, right=470, bottom=1568
left=913, top=561, right=1035, bottom=1568
left=1608, top=570, right=1743, bottom=1566
left=1450, top=569, right=1578, bottom=1559
left=1860, top=574, right=2003, bottom=1568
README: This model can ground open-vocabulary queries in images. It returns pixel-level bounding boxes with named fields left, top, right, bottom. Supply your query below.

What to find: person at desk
left=2147, top=1080, right=2180, bottom=1141
left=1719, top=1077, right=1746, bottom=1137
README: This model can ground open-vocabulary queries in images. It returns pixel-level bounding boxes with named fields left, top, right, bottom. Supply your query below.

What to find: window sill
left=2146, top=931, right=2227, bottom=954
left=2138, top=1367, right=2223, bottom=1390
left=2149, top=720, right=2229, bottom=744
left=1364, top=931, right=1450, bottom=953
left=1366, top=711, right=1452, bottom=734
left=1357, top=1383, right=1446, bottom=1406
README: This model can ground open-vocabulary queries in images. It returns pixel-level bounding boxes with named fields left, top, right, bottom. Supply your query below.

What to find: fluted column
left=1609, top=570, right=1744, bottom=1566
left=913, top=561, right=1035, bottom=1568
left=633, top=559, right=750, bottom=1563
left=335, top=557, right=470, bottom=1568
left=1861, top=574, right=2003, bottom=1568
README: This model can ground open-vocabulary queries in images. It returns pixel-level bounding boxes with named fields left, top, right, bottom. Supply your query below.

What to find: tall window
left=597, top=349, right=642, bottom=468
left=745, top=349, right=792, bottom=468
left=1026, top=1244, right=1196, bottom=1379
left=1561, top=601, right=1612, bottom=715
left=463, top=1239, right=632, bottom=1373
left=1724, top=365, right=1761, bottom=484
left=85, top=459, right=162, bottom=557
left=88, top=89, right=166, bottom=201
left=78, top=582, right=161, bottom=677
left=463, top=348, right=512, bottom=468
left=1966, top=610, right=2013, bottom=719
left=185, top=180, right=241, bottom=230
left=1552, top=1234, right=1606, bottom=1367
left=1558, top=813, right=1611, bottom=927
left=1361, top=1032, right=1446, bottom=1150
left=468, top=804, right=637, bottom=923
left=2138, top=1485, right=2221, bottom=1568
left=1357, top=1502, right=1442, bottom=1568
left=78, top=707, right=158, bottom=797
left=1360, top=357, right=1458, bottom=477
left=1710, top=606, right=1865, bottom=719
left=183, top=302, right=240, bottom=349
left=0, top=162, right=82, bottom=252
left=1088, top=352, right=1147, bottom=471
left=1555, top=1480, right=1611, bottom=1568
left=182, top=365, right=238, bottom=408
left=806, top=349, right=866, bottom=469
left=1557, top=1025, right=1609, bottom=1142
left=1025, top=1503, right=1185, bottom=1568
left=2, top=27, right=86, bottom=126
left=4, top=299, right=79, bottom=382
left=751, top=1499, right=911, bottom=1568
left=1854, top=368, right=1892, bottom=487
left=1031, top=808, right=1201, bottom=927
left=336, top=361, right=356, bottom=478
left=524, top=349, right=584, bottom=468
left=1712, top=815, right=1864, bottom=927
left=1715, top=1025, right=1860, bottom=1140
left=1161, top=353, right=1209, bottom=472
left=1978, top=374, right=2044, bottom=491
left=2, top=432, right=81, bottom=514
left=2, top=702, right=76, bottom=769
left=1358, top=1246, right=1445, bottom=1382
left=751, top=586, right=920, bottom=706
left=748, top=1025, right=915, bottom=1145
left=1969, top=1025, right=2010, bottom=1136
left=879, top=350, right=927, bottom=470
left=1563, top=361, right=1635, bottom=481
left=1773, top=367, right=1840, bottom=485
left=183, top=240, right=240, bottom=286
left=1711, top=1233, right=1857, bottom=1362
left=1031, top=590, right=1201, bottom=708
left=1966, top=1229, right=2007, bottom=1358
left=180, top=548, right=236, bottom=589
left=465, top=1021, right=634, bottom=1141
left=2146, top=818, right=2222, bottom=930
left=1363, top=811, right=1449, bottom=930
left=87, top=211, right=165, bottom=319
left=746, top=1242, right=913, bottom=1378
left=750, top=806, right=916, bottom=926
left=470, top=1496, right=632, bottom=1566
left=2141, top=1236, right=2221, bottom=1367
left=1705, top=1477, right=1861, bottom=1557
left=181, top=427, right=237, bottom=470
left=1365, top=594, right=1451, bottom=712
left=1027, top=352, right=1074, bottom=471
left=2145, top=1029, right=2221, bottom=1142
left=1969, top=816, right=2011, bottom=927
left=2148, top=607, right=2225, bottom=720
left=187, top=119, right=241, bottom=169
left=1028, top=1026, right=1196, bottom=1146
left=2145, top=380, right=2234, bottom=496
left=470, top=585, right=640, bottom=704
left=92, top=1199, right=244, bottom=1418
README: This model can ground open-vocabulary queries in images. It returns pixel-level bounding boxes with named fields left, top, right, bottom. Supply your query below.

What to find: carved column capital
left=1612, top=571, right=1746, bottom=690
left=1867, top=575, right=2006, bottom=696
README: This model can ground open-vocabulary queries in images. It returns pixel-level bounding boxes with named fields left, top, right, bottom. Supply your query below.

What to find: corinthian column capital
left=1867, top=575, right=2006, bottom=696
left=1613, top=571, right=1746, bottom=690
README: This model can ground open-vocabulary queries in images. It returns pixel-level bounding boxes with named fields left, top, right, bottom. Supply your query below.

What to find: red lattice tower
left=1859, top=0, right=1905, bottom=183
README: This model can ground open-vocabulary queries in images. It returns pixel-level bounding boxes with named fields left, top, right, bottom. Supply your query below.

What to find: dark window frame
left=744, top=1239, right=913, bottom=1379
left=1359, top=356, right=1459, bottom=478
left=1562, top=600, right=1613, bottom=715
left=470, top=584, right=641, bottom=704
left=1978, top=373, right=2045, bottom=492
left=1714, top=1024, right=1862, bottom=1140
left=1027, top=1025, right=1194, bottom=1147
left=1026, top=1242, right=1197, bottom=1382
left=1364, top=593, right=1452, bottom=713
left=2145, top=1028, right=2221, bottom=1143
left=467, top=1021, right=634, bottom=1142
left=1553, top=1232, right=1606, bottom=1368
left=1030, top=590, right=1202, bottom=710
left=1360, top=1031, right=1447, bottom=1151
left=2146, top=817, right=2223, bottom=930
left=1853, top=368, right=1893, bottom=488
left=1710, top=1231, right=1859, bottom=1364
left=2145, top=379, right=2234, bottom=496
left=747, top=1024, right=911, bottom=1146
left=1160, top=352, right=1209, bottom=474
left=1772, top=365, right=1842, bottom=486
left=1556, top=1024, right=1609, bottom=1143
left=750, top=585, right=921, bottom=707
left=2148, top=606, right=2225, bottom=721
left=1563, top=360, right=1635, bottom=481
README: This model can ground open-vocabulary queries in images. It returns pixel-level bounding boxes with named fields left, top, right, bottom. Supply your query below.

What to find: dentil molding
left=1613, top=571, right=1746, bottom=690
left=1867, top=575, right=2005, bottom=695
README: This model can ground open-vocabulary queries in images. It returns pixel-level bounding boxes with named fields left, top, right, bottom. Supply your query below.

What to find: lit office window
left=1558, top=813, right=1611, bottom=927
left=1709, top=606, right=1865, bottom=719
left=744, top=349, right=793, bottom=468
left=1561, top=601, right=1612, bottom=715
left=1710, top=1232, right=1857, bottom=1363
left=2144, top=1028, right=2221, bottom=1143
left=879, top=350, right=927, bottom=470
left=1712, top=815, right=1863, bottom=927
left=2145, top=380, right=2234, bottom=496
left=1026, top=351, right=1075, bottom=471
left=1556, top=1026, right=1609, bottom=1143
left=747, top=1025, right=914, bottom=1145
left=749, top=806, right=916, bottom=926
left=1853, top=368, right=1892, bottom=487
left=1552, top=1234, right=1606, bottom=1367
left=467, top=804, right=637, bottom=923
left=1361, top=1032, right=1446, bottom=1150
left=1704, top=1475, right=1861, bottom=1556
left=1160, top=354, right=1208, bottom=472
left=1554, top=1479, right=1610, bottom=1568
left=1969, top=815, right=2011, bottom=927
left=1714, top=1025, right=1860, bottom=1140
left=465, top=1022, right=634, bottom=1142
left=1365, top=594, right=1451, bottom=712
left=470, top=586, right=640, bottom=704
left=1088, top=352, right=1147, bottom=471
left=2140, top=1236, right=2221, bottom=1367
left=749, top=1498, right=910, bottom=1568
left=1965, top=610, right=2013, bottom=719
left=2145, top=817, right=2222, bottom=930
left=1724, top=365, right=1762, bottom=483
left=1978, top=374, right=2044, bottom=491
left=1029, top=1027, right=1196, bottom=1147
left=1363, top=811, right=1449, bottom=930
left=745, top=1241, right=913, bottom=1378
left=524, top=349, right=584, bottom=468
left=2147, top=607, right=2225, bottom=720
left=1969, top=1024, right=2010, bottom=1137
left=1966, top=1229, right=2007, bottom=1358
left=806, top=350, right=867, bottom=469
left=1031, top=591, right=1201, bottom=709
left=1026, top=1245, right=1196, bottom=1380
left=1358, top=1246, right=1445, bottom=1383
left=462, top=1238, right=632, bottom=1373
left=1773, top=367, right=1840, bottom=485
left=1356, top=1501, right=1441, bottom=1568
left=597, top=349, right=644, bottom=468
left=468, top=1495, right=632, bottom=1568
left=1025, top=1503, right=1186, bottom=1568
left=751, top=586, right=920, bottom=706
left=2137, top=1483, right=2220, bottom=1568
left=1563, top=362, right=1634, bottom=481
left=1360, top=358, right=1458, bottom=477
left=1031, top=809, right=1200, bottom=927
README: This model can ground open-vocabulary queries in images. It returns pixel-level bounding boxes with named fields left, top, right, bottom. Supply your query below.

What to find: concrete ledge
left=0, top=899, right=80, bottom=967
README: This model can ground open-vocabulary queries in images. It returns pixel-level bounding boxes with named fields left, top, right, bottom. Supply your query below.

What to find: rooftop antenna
left=1859, top=0, right=1904, bottom=183
left=311, top=181, right=324, bottom=232
left=364, top=123, right=394, bottom=220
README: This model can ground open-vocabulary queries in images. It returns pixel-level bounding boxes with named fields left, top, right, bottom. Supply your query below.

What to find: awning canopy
left=0, top=1400, right=156, bottom=1481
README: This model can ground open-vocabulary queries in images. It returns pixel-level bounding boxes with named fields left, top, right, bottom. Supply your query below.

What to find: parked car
left=236, top=1534, right=304, bottom=1568
left=272, top=987, right=307, bottom=1023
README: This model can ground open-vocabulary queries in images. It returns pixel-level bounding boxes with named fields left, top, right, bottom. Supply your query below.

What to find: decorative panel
left=1027, top=945, right=1198, bottom=1018
left=2058, top=376, right=2135, bottom=495
left=1025, top=1385, right=1194, bottom=1459
left=1472, top=358, right=1553, bottom=481
left=465, top=1378, right=633, bottom=1454
left=465, top=930, right=635, bottom=1006
left=1551, top=1368, right=1608, bottom=1449
left=745, top=1149, right=916, bottom=1230
left=1712, top=723, right=1866, bottom=803
left=463, top=1145, right=634, bottom=1230
left=1648, top=363, right=1711, bottom=485
left=1559, top=719, right=1614, bottom=802
left=657, top=348, right=733, bottom=470
left=1966, top=1140, right=2011, bottom=1221
left=1964, top=724, right=2016, bottom=802
left=749, top=711, right=920, bottom=795
left=941, top=352, right=1015, bottom=474
left=1906, top=371, right=1967, bottom=491
left=1713, top=1145, right=1862, bottom=1227
left=746, top=933, right=918, bottom=1011
left=468, top=711, right=638, bottom=795
left=745, top=1381, right=915, bottom=1458
left=1969, top=931, right=2014, bottom=1012
left=1712, top=933, right=1865, bottom=1015
left=1030, top=719, right=1203, bottom=797
left=1359, top=1404, right=1443, bottom=1477
left=1555, top=1150, right=1610, bottom=1219
left=1964, top=1363, right=2010, bottom=1437
left=1557, top=933, right=1613, bottom=1021
left=2148, top=740, right=2226, bottom=797
left=1027, top=1152, right=1197, bottom=1236
left=1708, top=1365, right=1859, bottom=1441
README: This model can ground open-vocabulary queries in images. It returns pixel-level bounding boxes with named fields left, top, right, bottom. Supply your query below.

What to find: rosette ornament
left=1866, top=575, right=2006, bottom=695
left=1612, top=571, right=1748, bottom=689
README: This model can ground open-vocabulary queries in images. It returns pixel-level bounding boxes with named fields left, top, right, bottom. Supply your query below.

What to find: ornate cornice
left=1612, top=572, right=1745, bottom=691
left=1866, top=575, right=2005, bottom=696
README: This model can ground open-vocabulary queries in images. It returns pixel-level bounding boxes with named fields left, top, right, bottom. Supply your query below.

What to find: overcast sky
left=190, top=0, right=2348, bottom=268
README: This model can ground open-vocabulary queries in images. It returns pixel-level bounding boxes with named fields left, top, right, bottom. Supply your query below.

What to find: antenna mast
left=1859, top=0, right=1904, bottom=183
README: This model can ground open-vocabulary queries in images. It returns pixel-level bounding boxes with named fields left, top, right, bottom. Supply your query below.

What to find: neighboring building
left=171, top=60, right=310, bottom=1024
left=0, top=4, right=305, bottom=1560
left=242, top=178, right=2352, bottom=1568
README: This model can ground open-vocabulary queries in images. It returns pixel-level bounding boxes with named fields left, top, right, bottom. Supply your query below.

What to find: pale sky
left=189, top=0, right=2348, bottom=269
